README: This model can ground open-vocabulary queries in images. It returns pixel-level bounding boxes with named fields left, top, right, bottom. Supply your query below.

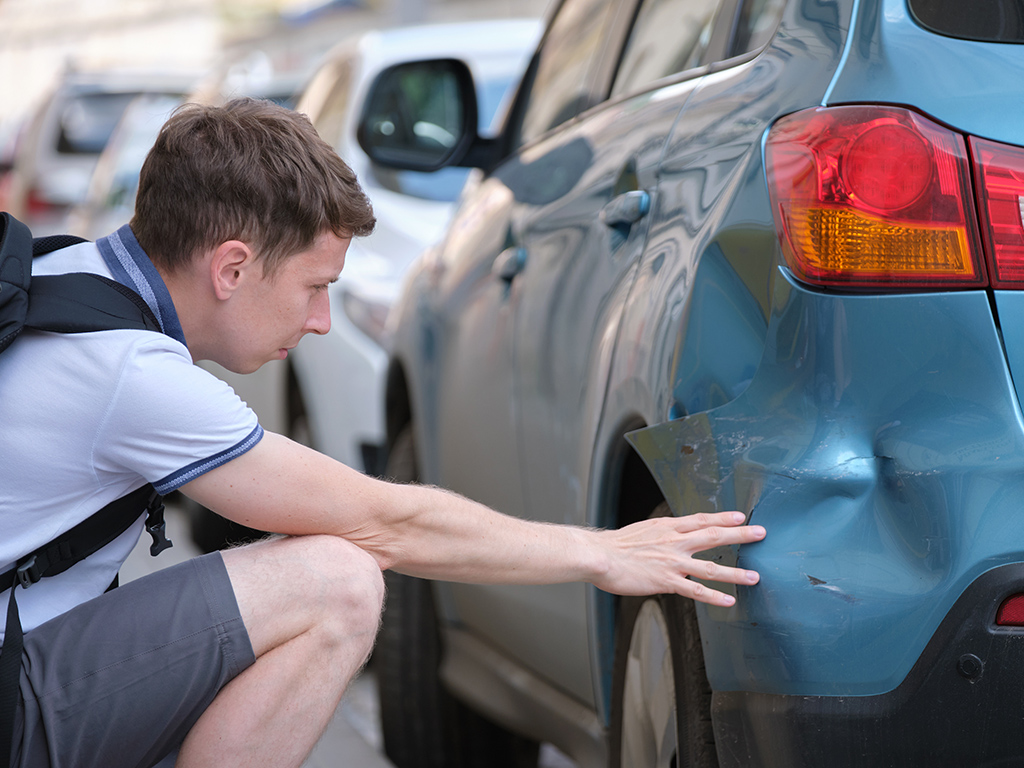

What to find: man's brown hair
left=131, top=97, right=376, bottom=275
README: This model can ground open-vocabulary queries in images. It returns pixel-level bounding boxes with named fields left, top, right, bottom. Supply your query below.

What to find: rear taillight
left=766, top=106, right=986, bottom=290
left=971, top=137, right=1024, bottom=287
left=996, top=594, right=1024, bottom=626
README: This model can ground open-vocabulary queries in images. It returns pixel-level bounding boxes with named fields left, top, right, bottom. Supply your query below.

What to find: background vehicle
left=360, top=0, right=1024, bottom=766
left=6, top=68, right=198, bottom=235
left=66, top=91, right=187, bottom=240
left=288, top=18, right=541, bottom=476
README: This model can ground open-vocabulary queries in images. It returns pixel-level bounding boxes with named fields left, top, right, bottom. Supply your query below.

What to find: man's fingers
left=677, top=521, right=766, bottom=551
left=675, top=510, right=750, bottom=532
left=680, top=579, right=737, bottom=607
left=690, top=558, right=760, bottom=586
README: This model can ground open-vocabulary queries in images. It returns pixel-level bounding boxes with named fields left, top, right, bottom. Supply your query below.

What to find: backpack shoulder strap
left=0, top=213, right=34, bottom=353
left=26, top=273, right=161, bottom=335
left=1, top=212, right=161, bottom=348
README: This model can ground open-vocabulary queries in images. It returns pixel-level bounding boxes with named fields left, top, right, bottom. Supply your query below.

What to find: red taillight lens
left=996, top=594, right=1024, bottom=626
left=971, top=137, right=1024, bottom=287
left=766, top=106, right=986, bottom=289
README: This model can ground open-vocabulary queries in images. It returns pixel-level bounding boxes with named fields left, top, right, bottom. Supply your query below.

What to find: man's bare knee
left=222, top=534, right=385, bottom=658
left=300, top=534, right=385, bottom=637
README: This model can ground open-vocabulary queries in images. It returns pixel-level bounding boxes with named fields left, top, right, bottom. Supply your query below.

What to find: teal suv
left=357, top=0, right=1024, bottom=766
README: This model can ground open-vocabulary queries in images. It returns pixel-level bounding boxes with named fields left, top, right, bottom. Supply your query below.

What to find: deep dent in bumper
left=628, top=269, right=1024, bottom=698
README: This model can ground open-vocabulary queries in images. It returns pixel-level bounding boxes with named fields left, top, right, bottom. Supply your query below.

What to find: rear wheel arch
left=595, top=417, right=718, bottom=768
left=591, top=416, right=667, bottom=727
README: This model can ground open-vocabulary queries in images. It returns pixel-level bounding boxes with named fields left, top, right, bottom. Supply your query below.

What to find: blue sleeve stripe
left=153, top=425, right=265, bottom=494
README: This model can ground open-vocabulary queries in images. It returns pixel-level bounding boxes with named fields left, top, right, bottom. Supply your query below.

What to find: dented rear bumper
left=628, top=269, right=1024, bottom=758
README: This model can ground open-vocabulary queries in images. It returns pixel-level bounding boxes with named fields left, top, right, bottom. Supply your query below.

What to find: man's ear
left=210, top=241, right=255, bottom=300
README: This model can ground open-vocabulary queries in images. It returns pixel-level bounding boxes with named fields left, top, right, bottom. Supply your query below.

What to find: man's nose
left=306, top=293, right=332, bottom=336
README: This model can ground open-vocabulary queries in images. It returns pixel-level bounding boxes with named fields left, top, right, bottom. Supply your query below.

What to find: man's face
left=229, top=231, right=350, bottom=374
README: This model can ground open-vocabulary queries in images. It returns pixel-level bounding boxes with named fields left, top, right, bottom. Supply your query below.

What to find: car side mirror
left=357, top=58, right=482, bottom=172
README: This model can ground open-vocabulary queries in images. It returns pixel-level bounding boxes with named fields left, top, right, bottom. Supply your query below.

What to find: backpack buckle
left=145, top=492, right=173, bottom=556
left=15, top=555, right=40, bottom=588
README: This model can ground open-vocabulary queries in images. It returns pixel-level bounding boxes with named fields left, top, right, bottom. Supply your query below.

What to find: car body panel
left=442, top=69, right=708, bottom=708
left=290, top=19, right=541, bottom=472
left=586, top=0, right=852, bottom=714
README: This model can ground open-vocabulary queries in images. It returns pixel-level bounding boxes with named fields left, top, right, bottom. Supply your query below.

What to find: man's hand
left=591, top=512, right=765, bottom=607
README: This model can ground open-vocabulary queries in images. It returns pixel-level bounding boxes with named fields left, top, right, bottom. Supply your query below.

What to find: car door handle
left=493, top=246, right=527, bottom=282
left=600, top=190, right=650, bottom=229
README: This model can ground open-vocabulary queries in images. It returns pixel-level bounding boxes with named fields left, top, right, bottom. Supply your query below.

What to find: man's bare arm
left=181, top=432, right=765, bottom=606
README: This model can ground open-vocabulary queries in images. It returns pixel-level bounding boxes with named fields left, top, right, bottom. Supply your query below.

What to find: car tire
left=609, top=505, right=717, bottom=768
left=377, top=423, right=540, bottom=768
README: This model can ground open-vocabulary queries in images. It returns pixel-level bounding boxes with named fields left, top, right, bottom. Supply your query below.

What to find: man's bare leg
left=176, top=534, right=385, bottom=767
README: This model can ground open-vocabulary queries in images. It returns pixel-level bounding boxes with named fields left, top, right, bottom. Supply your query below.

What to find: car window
left=514, top=0, right=619, bottom=147
left=910, top=0, right=1024, bottom=42
left=729, top=0, right=787, bottom=57
left=56, top=92, right=137, bottom=155
left=611, top=0, right=723, bottom=98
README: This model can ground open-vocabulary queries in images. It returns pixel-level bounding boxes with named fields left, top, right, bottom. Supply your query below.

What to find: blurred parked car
left=360, top=0, right=1024, bottom=766
left=288, top=17, right=541, bottom=475
left=65, top=91, right=186, bottom=240
left=6, top=68, right=197, bottom=235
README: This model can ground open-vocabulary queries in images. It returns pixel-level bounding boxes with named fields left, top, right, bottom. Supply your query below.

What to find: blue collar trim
left=96, top=225, right=187, bottom=348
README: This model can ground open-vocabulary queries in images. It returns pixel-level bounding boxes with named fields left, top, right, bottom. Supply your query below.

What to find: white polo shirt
left=0, top=225, right=262, bottom=640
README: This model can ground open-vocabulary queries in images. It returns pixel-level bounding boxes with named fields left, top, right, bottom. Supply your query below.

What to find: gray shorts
left=11, top=551, right=255, bottom=768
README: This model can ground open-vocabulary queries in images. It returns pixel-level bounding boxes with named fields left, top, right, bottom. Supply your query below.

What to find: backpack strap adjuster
left=15, top=555, right=40, bottom=589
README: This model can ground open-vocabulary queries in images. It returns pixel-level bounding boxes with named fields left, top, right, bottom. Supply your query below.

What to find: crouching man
left=0, top=98, right=766, bottom=768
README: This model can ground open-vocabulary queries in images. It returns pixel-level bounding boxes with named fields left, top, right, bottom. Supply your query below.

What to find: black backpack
left=0, top=212, right=174, bottom=767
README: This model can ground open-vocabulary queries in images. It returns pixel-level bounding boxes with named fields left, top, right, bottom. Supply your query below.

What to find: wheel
left=377, top=423, right=540, bottom=768
left=609, top=509, right=717, bottom=768
left=184, top=495, right=265, bottom=553
left=286, top=363, right=313, bottom=449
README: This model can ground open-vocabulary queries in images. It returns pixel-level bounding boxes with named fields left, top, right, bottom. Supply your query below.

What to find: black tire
left=608, top=505, right=717, bottom=768
left=184, top=496, right=265, bottom=553
left=377, top=424, right=540, bottom=768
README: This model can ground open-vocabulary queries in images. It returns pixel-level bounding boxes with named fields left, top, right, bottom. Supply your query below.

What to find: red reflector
left=996, top=594, right=1024, bottom=626
left=766, top=106, right=986, bottom=290
left=971, top=137, right=1024, bottom=287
